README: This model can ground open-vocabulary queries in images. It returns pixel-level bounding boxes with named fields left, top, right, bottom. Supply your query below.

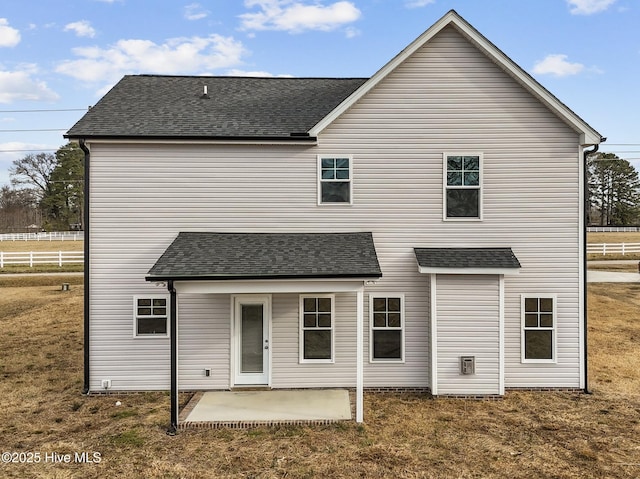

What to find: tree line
left=1, top=143, right=84, bottom=233
left=1, top=147, right=639, bottom=233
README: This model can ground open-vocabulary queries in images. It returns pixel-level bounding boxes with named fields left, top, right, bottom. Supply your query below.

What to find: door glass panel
left=241, top=304, right=263, bottom=374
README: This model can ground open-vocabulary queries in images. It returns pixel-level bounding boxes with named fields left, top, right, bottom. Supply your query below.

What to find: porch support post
left=430, top=274, right=438, bottom=395
left=167, top=280, right=178, bottom=435
left=356, top=287, right=364, bottom=423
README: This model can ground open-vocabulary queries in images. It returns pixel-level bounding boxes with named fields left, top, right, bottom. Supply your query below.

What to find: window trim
left=520, top=294, right=557, bottom=363
left=299, top=294, right=335, bottom=364
left=317, top=155, right=353, bottom=206
left=369, top=293, right=405, bottom=363
left=442, top=152, right=483, bottom=221
left=133, top=295, right=170, bottom=338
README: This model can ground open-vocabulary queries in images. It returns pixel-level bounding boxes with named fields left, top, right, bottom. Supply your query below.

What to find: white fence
left=587, top=243, right=640, bottom=256
left=0, top=231, right=83, bottom=242
left=587, top=226, right=640, bottom=233
left=0, top=251, right=84, bottom=268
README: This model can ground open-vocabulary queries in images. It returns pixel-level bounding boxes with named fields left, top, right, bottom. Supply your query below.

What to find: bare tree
left=9, top=152, right=57, bottom=200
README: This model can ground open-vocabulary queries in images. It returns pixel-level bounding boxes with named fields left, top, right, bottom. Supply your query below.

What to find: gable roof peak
left=309, top=9, right=601, bottom=146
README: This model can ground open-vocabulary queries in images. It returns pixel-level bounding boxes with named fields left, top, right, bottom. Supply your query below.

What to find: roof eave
left=145, top=273, right=383, bottom=282
left=64, top=134, right=318, bottom=144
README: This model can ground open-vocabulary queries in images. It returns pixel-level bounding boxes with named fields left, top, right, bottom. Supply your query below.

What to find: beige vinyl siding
left=178, top=294, right=230, bottom=390
left=435, top=275, right=500, bottom=395
left=88, top=25, right=582, bottom=391
left=318, top=25, right=582, bottom=389
left=363, top=251, right=430, bottom=388
left=271, top=294, right=357, bottom=388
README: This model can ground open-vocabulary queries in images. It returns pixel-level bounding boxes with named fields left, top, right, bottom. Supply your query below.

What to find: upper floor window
left=318, top=156, right=352, bottom=204
left=444, top=153, right=482, bottom=220
left=134, top=296, right=169, bottom=337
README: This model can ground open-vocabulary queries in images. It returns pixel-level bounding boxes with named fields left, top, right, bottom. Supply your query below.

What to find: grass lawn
left=0, top=240, right=83, bottom=252
left=0, top=277, right=639, bottom=478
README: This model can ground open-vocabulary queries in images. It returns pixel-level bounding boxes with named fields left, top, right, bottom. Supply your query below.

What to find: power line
left=0, top=149, right=58, bottom=153
left=0, top=108, right=88, bottom=113
left=0, top=129, right=67, bottom=132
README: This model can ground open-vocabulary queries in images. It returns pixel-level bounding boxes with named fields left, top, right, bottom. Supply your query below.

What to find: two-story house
left=65, top=10, right=602, bottom=430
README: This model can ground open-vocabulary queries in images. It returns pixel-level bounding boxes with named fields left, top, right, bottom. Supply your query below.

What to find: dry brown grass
left=0, top=240, right=83, bottom=253
left=0, top=279, right=639, bottom=478
left=588, top=232, right=640, bottom=244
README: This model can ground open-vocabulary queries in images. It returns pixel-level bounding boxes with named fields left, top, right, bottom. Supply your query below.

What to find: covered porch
left=146, top=231, right=382, bottom=433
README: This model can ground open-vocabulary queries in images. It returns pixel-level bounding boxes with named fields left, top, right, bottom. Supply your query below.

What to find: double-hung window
left=318, top=156, right=352, bottom=204
left=134, top=296, right=169, bottom=337
left=444, top=153, right=482, bottom=219
left=300, top=295, right=334, bottom=362
left=521, top=295, right=556, bottom=362
left=370, top=295, right=404, bottom=362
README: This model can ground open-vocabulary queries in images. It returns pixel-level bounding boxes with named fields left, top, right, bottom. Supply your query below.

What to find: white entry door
left=233, top=295, right=270, bottom=385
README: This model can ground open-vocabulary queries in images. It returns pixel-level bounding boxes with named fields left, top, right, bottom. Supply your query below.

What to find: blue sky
left=0, top=0, right=637, bottom=187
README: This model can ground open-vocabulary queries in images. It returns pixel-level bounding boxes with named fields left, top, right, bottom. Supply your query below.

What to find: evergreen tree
left=588, top=153, right=640, bottom=225
left=41, top=143, right=84, bottom=230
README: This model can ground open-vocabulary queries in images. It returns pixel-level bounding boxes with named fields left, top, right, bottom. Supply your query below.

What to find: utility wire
left=0, top=129, right=67, bottom=132
left=0, top=108, right=87, bottom=113
left=0, top=149, right=59, bottom=153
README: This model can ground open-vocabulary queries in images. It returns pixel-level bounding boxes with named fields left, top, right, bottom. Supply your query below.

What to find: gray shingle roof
left=65, top=75, right=367, bottom=139
left=414, top=247, right=521, bottom=270
left=147, top=232, right=382, bottom=281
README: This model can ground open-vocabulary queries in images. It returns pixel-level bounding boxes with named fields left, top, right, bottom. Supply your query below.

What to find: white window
left=134, top=296, right=169, bottom=337
left=299, top=295, right=334, bottom=362
left=443, top=153, right=482, bottom=220
left=521, top=295, right=556, bottom=362
left=318, top=156, right=352, bottom=204
left=370, top=295, right=404, bottom=362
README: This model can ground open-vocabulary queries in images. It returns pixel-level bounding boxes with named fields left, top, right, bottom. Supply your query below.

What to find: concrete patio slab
left=181, top=389, right=352, bottom=426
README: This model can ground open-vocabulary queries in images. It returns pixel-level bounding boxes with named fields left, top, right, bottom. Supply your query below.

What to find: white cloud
left=532, top=54, right=584, bottom=77
left=0, top=67, right=60, bottom=103
left=56, top=34, right=246, bottom=84
left=240, top=0, right=361, bottom=33
left=226, top=68, right=293, bottom=77
left=185, top=3, right=209, bottom=20
left=0, top=18, right=20, bottom=47
left=64, top=20, right=96, bottom=38
left=567, top=0, right=616, bottom=15
left=345, top=26, right=360, bottom=38
left=405, top=0, right=436, bottom=8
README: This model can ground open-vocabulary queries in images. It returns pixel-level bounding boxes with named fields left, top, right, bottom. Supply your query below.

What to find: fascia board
left=418, top=266, right=520, bottom=275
